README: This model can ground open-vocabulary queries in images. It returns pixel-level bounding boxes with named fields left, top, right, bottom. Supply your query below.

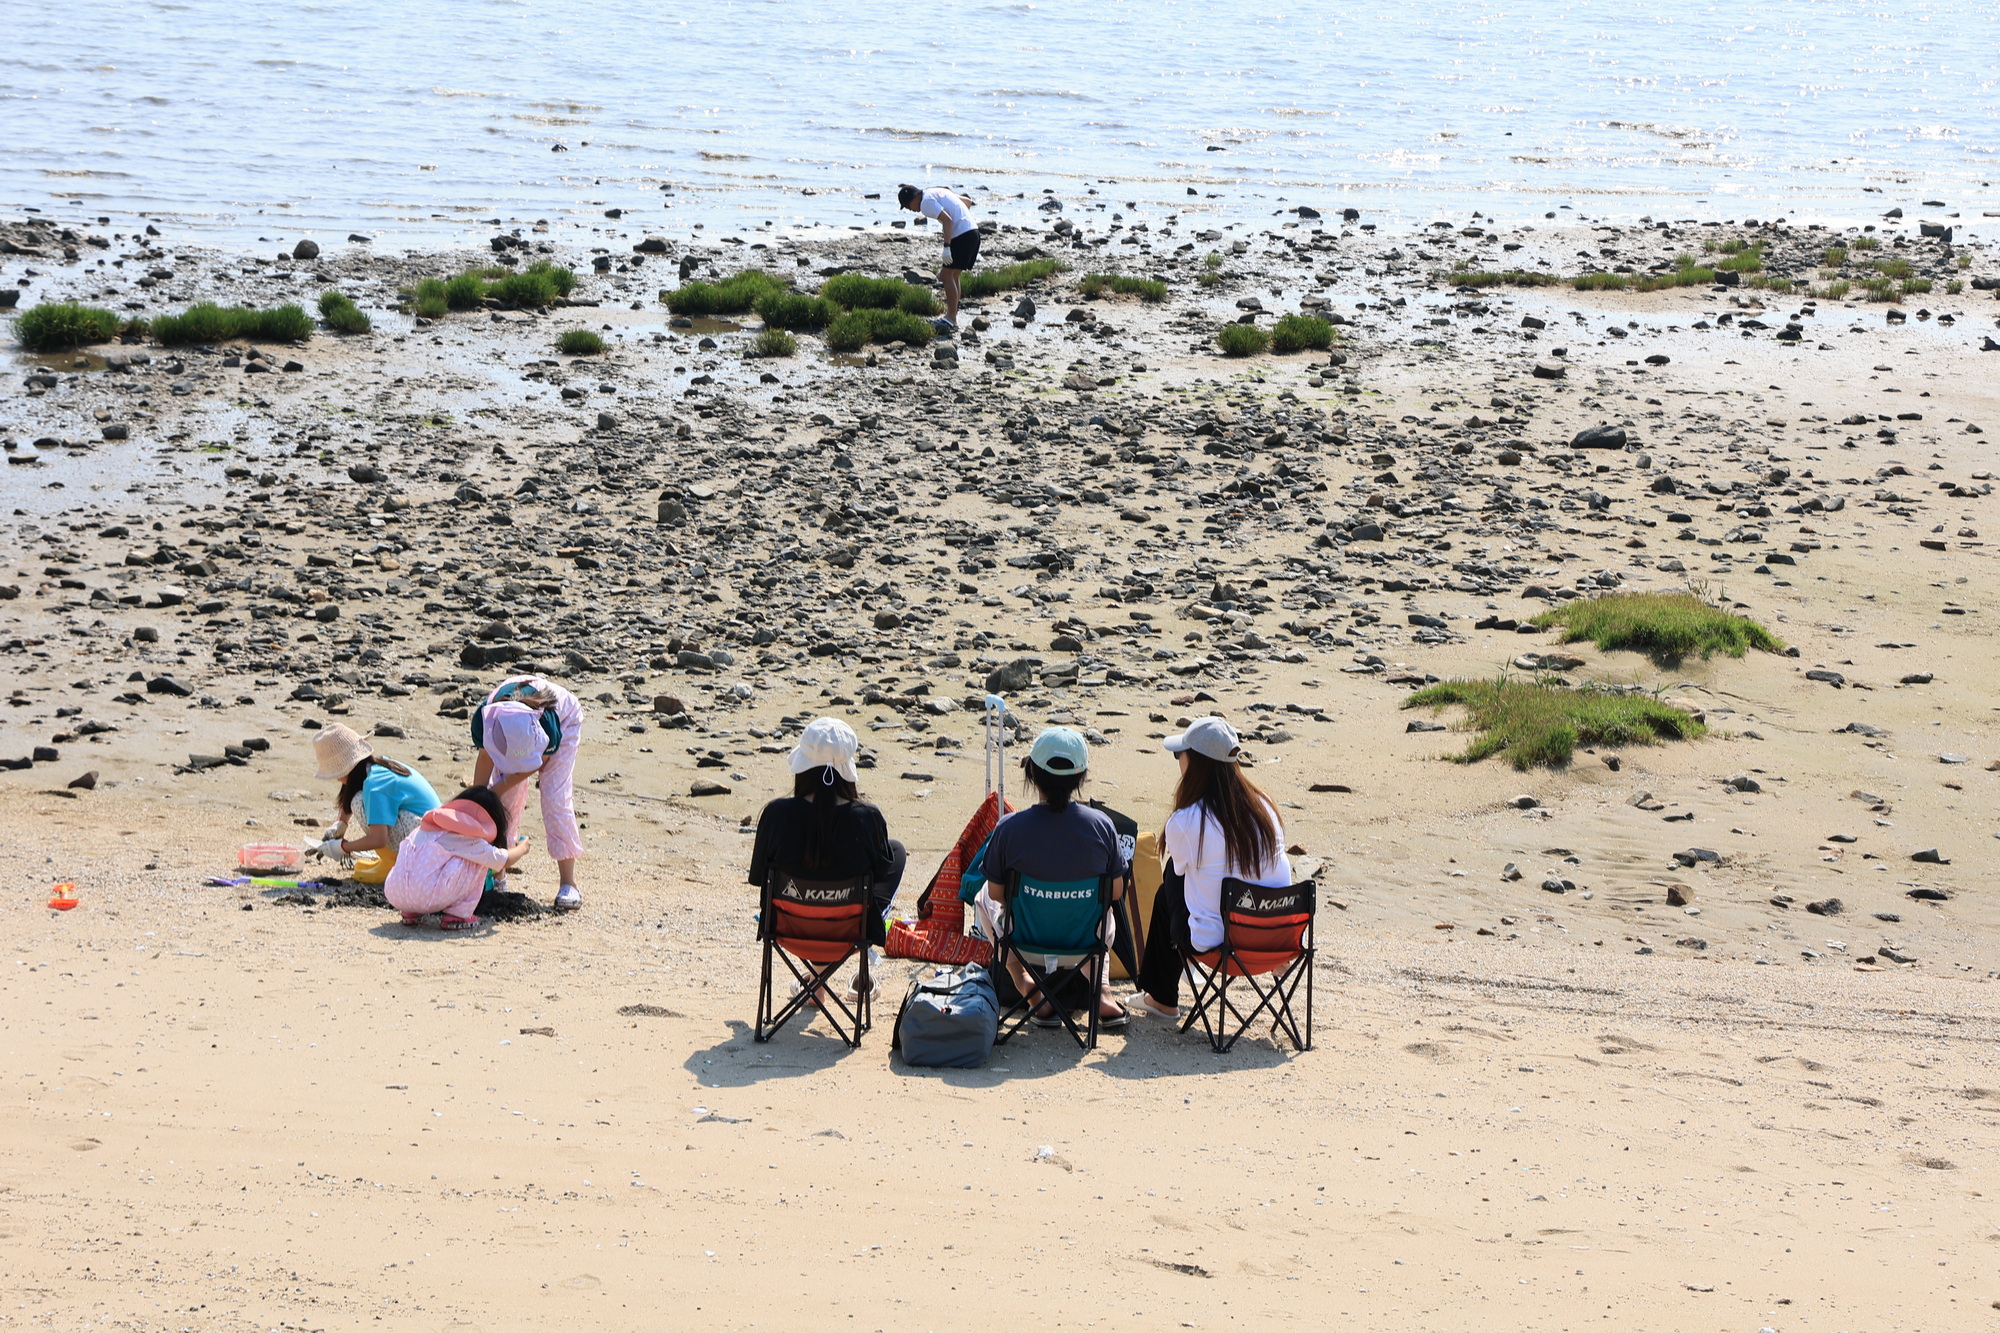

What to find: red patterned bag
left=885, top=791, right=1009, bottom=966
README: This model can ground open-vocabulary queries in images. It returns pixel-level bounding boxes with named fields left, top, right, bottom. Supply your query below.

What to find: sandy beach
left=4, top=204, right=1999, bottom=1331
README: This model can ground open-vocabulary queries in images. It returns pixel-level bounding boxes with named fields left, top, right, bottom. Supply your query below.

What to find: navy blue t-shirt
left=980, top=802, right=1121, bottom=886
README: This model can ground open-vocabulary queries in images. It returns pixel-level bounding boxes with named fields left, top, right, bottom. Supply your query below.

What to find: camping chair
left=1179, top=877, right=1315, bottom=1054
left=991, top=871, right=1115, bottom=1051
left=755, top=873, right=873, bottom=1047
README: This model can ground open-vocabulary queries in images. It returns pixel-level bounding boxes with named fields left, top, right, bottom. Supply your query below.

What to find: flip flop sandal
left=440, top=914, right=479, bottom=931
left=1096, top=1010, right=1131, bottom=1030
left=400, top=912, right=425, bottom=927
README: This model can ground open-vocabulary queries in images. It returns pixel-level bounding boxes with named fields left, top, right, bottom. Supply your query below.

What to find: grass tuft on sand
left=755, top=291, right=837, bottom=332
left=1216, top=322, right=1270, bottom=356
left=1270, top=312, right=1334, bottom=352
left=556, top=328, right=604, bottom=356
left=317, top=291, right=371, bottom=334
left=752, top=327, right=797, bottom=357
left=962, top=258, right=1065, bottom=297
left=663, top=269, right=787, bottom=317
left=1448, top=269, right=1567, bottom=289
left=1079, top=272, right=1167, bottom=302
left=14, top=302, right=123, bottom=351
left=1532, top=591, right=1783, bottom=663
left=818, top=274, right=940, bottom=316
left=404, top=261, right=577, bottom=316
left=1573, top=255, right=1719, bottom=293
left=823, top=307, right=934, bottom=352
left=151, top=303, right=314, bottom=346
left=1404, top=677, right=1707, bottom=770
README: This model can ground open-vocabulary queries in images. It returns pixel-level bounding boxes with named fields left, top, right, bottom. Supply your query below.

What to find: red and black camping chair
left=755, top=873, right=873, bottom=1047
left=1179, top=876, right=1315, bottom=1054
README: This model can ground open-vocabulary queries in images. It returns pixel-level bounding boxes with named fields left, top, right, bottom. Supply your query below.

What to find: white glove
left=311, top=837, right=348, bottom=862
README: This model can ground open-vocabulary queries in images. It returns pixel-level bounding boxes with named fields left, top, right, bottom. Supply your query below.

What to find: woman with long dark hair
left=1132, top=717, right=1293, bottom=1019
left=311, top=723, right=440, bottom=881
left=747, top=718, right=906, bottom=968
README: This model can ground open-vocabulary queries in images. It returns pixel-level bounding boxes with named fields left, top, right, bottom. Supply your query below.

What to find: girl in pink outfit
left=471, top=675, right=587, bottom=912
left=384, top=787, right=527, bottom=930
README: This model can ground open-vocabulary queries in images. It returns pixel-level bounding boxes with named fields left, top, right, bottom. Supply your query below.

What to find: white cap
left=787, top=716, right=859, bottom=782
left=1163, top=715, right=1243, bottom=763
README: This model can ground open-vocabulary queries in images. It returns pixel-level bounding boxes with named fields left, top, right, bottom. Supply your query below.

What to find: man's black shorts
left=946, top=230, right=981, bottom=272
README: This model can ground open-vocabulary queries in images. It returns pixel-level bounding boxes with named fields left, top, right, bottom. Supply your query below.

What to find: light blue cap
left=1028, top=726, right=1090, bottom=774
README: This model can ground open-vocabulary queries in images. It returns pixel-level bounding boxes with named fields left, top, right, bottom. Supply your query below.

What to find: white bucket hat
left=480, top=701, right=551, bottom=775
left=312, top=723, right=373, bottom=781
left=787, top=716, right=860, bottom=782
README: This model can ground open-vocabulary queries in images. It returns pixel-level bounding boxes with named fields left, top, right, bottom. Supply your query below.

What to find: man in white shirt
left=897, top=183, right=981, bottom=331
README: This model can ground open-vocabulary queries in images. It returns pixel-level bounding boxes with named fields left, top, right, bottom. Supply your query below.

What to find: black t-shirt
left=747, top=796, right=894, bottom=887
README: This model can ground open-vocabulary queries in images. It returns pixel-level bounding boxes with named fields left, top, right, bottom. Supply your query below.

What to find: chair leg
left=1302, top=946, right=1314, bottom=1052
left=754, top=936, right=776, bottom=1042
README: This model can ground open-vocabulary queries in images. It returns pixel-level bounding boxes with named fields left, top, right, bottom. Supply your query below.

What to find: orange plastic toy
left=48, top=883, right=79, bottom=911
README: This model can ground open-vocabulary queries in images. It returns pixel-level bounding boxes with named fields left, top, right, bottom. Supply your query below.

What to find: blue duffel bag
left=892, top=965, right=1000, bottom=1068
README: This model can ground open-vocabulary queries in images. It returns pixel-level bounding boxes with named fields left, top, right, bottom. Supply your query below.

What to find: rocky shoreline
left=3, top=203, right=1996, bottom=959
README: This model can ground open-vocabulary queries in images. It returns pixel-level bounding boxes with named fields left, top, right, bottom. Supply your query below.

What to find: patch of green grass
left=823, top=307, right=935, bottom=352
left=1850, top=235, right=1879, bottom=251
left=1531, top=590, right=1783, bottom=663
left=1945, top=278, right=1963, bottom=295
left=1873, top=257, right=1914, bottom=281
left=1198, top=252, right=1224, bottom=288
left=1956, top=254, right=1972, bottom=270
left=1902, top=276, right=1932, bottom=295
left=486, top=261, right=575, bottom=309
left=961, top=258, right=1065, bottom=297
left=1573, top=254, right=1720, bottom=293
left=1270, top=312, right=1334, bottom=352
left=1449, top=269, right=1567, bottom=289
left=1823, top=246, right=1849, bottom=267
left=14, top=302, right=122, bottom=351
left=752, top=327, right=797, bottom=357
left=1746, top=274, right=1796, bottom=294
left=317, top=290, right=371, bottom=334
left=755, top=291, right=837, bottom=332
left=407, top=279, right=449, bottom=319
left=1814, top=279, right=1852, bottom=300
left=401, top=261, right=577, bottom=317
left=1861, top=277, right=1899, bottom=302
left=818, top=273, right=939, bottom=316
left=1216, top=322, right=1270, bottom=356
left=664, top=269, right=788, bottom=317
left=556, top=328, right=604, bottom=356
left=1079, top=272, right=1168, bottom=302
left=443, top=272, right=486, bottom=311
left=150, top=302, right=315, bottom=346
left=1403, top=677, right=1708, bottom=770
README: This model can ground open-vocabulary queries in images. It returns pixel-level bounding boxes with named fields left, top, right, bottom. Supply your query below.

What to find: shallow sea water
left=2, top=0, right=1996, bottom=244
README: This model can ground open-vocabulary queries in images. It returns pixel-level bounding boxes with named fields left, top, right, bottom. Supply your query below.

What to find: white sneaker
left=552, top=884, right=582, bottom=912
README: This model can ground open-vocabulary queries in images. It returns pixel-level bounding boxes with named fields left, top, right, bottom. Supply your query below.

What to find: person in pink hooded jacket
left=383, top=786, right=528, bottom=930
left=470, top=675, right=586, bottom=912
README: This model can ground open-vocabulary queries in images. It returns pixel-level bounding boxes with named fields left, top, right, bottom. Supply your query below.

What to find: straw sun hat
left=312, top=723, right=373, bottom=781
